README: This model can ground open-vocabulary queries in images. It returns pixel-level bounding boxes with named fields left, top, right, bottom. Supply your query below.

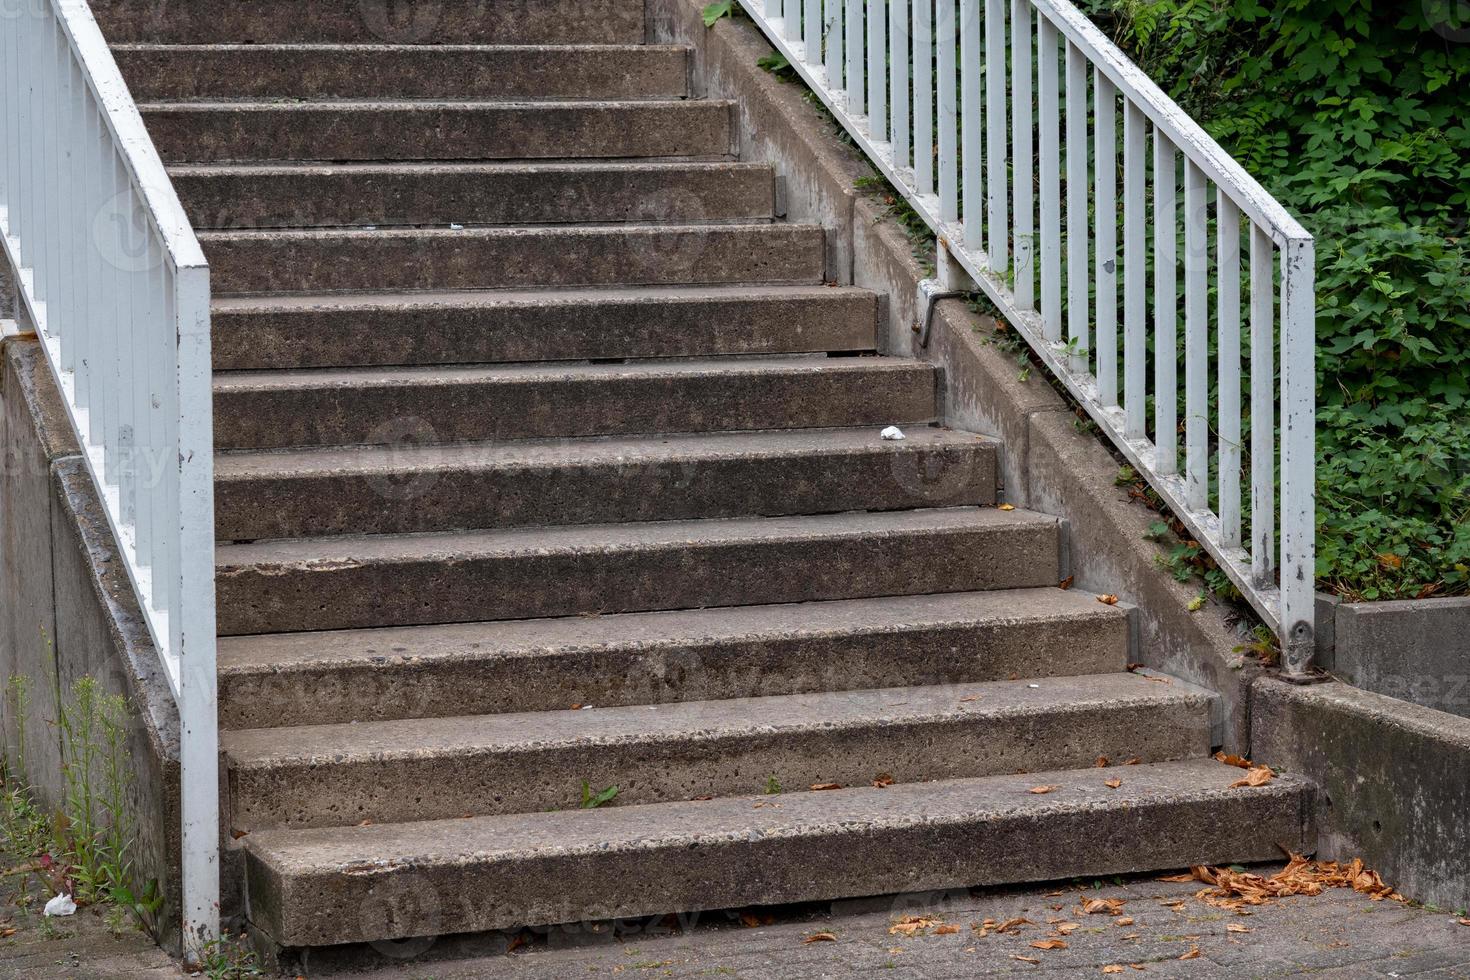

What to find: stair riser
left=211, top=290, right=878, bottom=371
left=118, top=46, right=689, bottom=102
left=215, top=442, right=997, bottom=539
left=218, top=608, right=1129, bottom=729
left=226, top=700, right=1211, bottom=831
left=91, top=0, right=645, bottom=44
left=175, top=164, right=774, bottom=230
left=143, top=103, right=733, bottom=165
left=213, top=363, right=935, bottom=451
left=202, top=225, right=823, bottom=295
left=214, top=520, right=1060, bottom=634
left=245, top=780, right=1313, bottom=946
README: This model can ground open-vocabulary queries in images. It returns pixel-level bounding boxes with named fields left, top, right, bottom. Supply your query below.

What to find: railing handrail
left=1028, top=0, right=1311, bottom=247
left=743, top=0, right=1317, bottom=669
left=2, top=0, right=219, bottom=962
left=54, top=0, right=206, bottom=272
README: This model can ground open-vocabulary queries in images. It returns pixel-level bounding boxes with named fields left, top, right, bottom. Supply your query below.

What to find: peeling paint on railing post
left=1280, top=235, right=1316, bottom=676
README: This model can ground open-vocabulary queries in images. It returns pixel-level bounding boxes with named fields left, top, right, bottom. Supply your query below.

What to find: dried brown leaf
left=1031, top=939, right=1068, bottom=950
left=1213, top=751, right=1252, bottom=769
left=1097, top=594, right=1120, bottom=605
left=998, top=503, right=1017, bottom=511
left=1179, top=947, right=1201, bottom=960
left=1059, top=576, right=1075, bottom=590
left=934, top=924, right=962, bottom=936
left=810, top=782, right=844, bottom=791
left=1104, top=778, right=1123, bottom=789
left=1115, top=917, right=1134, bottom=926
left=1029, top=785, right=1057, bottom=795
left=1095, top=756, right=1110, bottom=767
left=1229, top=766, right=1275, bottom=788
left=1012, top=955, right=1041, bottom=964
left=802, top=931, right=838, bottom=944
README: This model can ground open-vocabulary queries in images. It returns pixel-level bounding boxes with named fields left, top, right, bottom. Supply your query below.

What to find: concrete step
left=200, top=223, right=824, bottom=295
left=215, top=427, right=998, bottom=540
left=141, top=100, right=734, bottom=164
left=241, top=758, right=1315, bottom=946
left=213, top=506, right=1061, bottom=635
left=210, top=285, right=878, bottom=371
left=91, top=0, right=645, bottom=45
left=223, top=673, right=1215, bottom=832
left=211, top=356, right=935, bottom=451
left=173, top=162, right=775, bottom=230
left=115, top=44, right=690, bottom=102
left=216, top=589, right=1130, bottom=729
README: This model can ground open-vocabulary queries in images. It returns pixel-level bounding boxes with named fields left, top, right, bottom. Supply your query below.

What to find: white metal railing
left=1, top=0, right=218, bottom=958
left=746, top=0, right=1316, bottom=671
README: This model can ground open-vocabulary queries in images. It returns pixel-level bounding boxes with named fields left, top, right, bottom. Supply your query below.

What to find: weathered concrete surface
left=281, top=864, right=1470, bottom=979
left=117, top=43, right=691, bottom=102
left=214, top=507, right=1062, bottom=634
left=0, top=339, right=187, bottom=951
left=142, top=100, right=734, bottom=165
left=215, top=427, right=997, bottom=539
left=1317, top=595, right=1470, bottom=718
left=1251, top=677, right=1470, bottom=913
left=172, top=161, right=776, bottom=230
left=199, top=223, right=824, bottom=295
left=211, top=356, right=937, bottom=451
left=243, top=759, right=1313, bottom=947
left=223, top=673, right=1213, bottom=830
left=217, top=589, right=1131, bottom=729
left=91, top=0, right=647, bottom=45
left=210, top=285, right=878, bottom=371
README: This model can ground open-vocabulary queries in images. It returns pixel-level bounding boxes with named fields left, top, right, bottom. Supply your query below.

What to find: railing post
left=1280, top=235, right=1316, bottom=674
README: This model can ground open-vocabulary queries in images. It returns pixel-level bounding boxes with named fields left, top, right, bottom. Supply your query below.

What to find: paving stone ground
left=293, top=863, right=1470, bottom=980
left=4, top=860, right=1469, bottom=978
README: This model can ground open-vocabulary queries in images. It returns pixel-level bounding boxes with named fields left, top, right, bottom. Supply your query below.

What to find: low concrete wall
left=0, top=337, right=184, bottom=952
left=1251, top=677, right=1470, bottom=911
left=1316, top=593, right=1470, bottom=718
left=653, top=1, right=1259, bottom=751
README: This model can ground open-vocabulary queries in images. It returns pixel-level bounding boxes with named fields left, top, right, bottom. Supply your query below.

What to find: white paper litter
left=44, top=893, right=76, bottom=917
left=880, top=426, right=906, bottom=441
left=449, top=223, right=465, bottom=230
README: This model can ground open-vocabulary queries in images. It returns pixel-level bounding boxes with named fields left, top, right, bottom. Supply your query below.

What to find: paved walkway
left=297, top=864, right=1470, bottom=979
left=4, top=861, right=1468, bottom=978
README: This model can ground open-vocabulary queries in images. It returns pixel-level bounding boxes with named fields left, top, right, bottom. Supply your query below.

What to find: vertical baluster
left=85, top=103, right=108, bottom=449
left=914, top=0, right=934, bottom=196
left=149, top=252, right=171, bottom=588
left=937, top=0, right=957, bottom=221
left=1037, top=14, right=1060, bottom=340
left=17, top=5, right=36, bottom=261
left=40, top=14, right=58, bottom=313
left=847, top=0, right=864, bottom=115
left=131, top=234, right=154, bottom=567
left=769, top=0, right=783, bottom=26
left=1093, top=70, right=1117, bottom=406
left=1217, top=194, right=1242, bottom=547
left=827, top=0, right=844, bottom=86
left=1010, top=0, right=1033, bottom=309
left=984, top=0, right=1006, bottom=271
left=805, top=0, right=820, bottom=62
left=1064, top=41, right=1087, bottom=373
left=891, top=0, right=910, bottom=168
left=868, top=0, right=887, bottom=140
left=1153, top=132, right=1177, bottom=475
left=1183, top=160, right=1209, bottom=512
left=103, top=152, right=124, bottom=484
left=1279, top=236, right=1315, bottom=669
left=1122, top=100, right=1146, bottom=439
left=1250, top=225, right=1275, bottom=583
left=69, top=60, right=90, bottom=410
left=57, top=39, right=77, bottom=374
left=960, top=0, right=981, bottom=247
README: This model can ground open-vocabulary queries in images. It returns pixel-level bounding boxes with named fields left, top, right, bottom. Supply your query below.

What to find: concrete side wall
left=1316, top=594, right=1470, bottom=719
left=654, top=1, right=1259, bottom=751
left=0, top=337, right=183, bottom=952
left=1251, top=677, right=1470, bottom=912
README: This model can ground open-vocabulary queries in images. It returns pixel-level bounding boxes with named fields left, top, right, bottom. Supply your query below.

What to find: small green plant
left=756, top=52, right=793, bottom=77
left=580, top=782, right=619, bottom=809
left=1143, top=520, right=1171, bottom=542
left=197, top=934, right=265, bottom=980
left=701, top=0, right=733, bottom=27
left=763, top=776, right=781, bottom=795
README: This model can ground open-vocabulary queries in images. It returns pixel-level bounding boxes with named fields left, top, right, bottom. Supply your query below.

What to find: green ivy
left=1082, top=0, right=1470, bottom=599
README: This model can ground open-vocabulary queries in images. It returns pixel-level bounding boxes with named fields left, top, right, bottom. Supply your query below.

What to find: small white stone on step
left=880, top=426, right=906, bottom=441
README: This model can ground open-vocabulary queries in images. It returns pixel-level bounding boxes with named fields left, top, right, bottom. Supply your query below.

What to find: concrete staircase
left=99, top=0, right=1313, bottom=952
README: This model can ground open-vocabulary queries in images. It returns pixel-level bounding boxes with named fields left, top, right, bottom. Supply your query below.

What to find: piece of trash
left=449, top=223, right=465, bottom=230
left=880, top=425, right=906, bottom=441
left=44, top=893, right=76, bottom=917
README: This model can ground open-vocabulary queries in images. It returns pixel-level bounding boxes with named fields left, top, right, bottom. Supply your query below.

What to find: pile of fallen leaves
left=1165, top=852, right=1404, bottom=911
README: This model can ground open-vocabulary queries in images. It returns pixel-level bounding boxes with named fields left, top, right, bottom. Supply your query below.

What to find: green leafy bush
left=1082, top=0, right=1470, bottom=599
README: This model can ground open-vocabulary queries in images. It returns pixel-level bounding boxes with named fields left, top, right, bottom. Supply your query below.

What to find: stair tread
left=198, top=221, right=807, bottom=242
left=215, top=505, right=1052, bottom=567
left=217, top=587, right=1122, bottom=675
left=210, top=283, right=872, bottom=315
left=215, top=425, right=990, bottom=479
left=115, top=43, right=691, bottom=53
left=140, top=98, right=730, bottom=110
left=243, top=758, right=1308, bottom=866
left=171, top=160, right=771, bottom=178
left=212, top=354, right=928, bottom=393
left=223, top=672, right=1208, bottom=765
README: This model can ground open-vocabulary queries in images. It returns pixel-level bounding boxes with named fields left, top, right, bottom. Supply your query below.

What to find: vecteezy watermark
left=357, top=0, right=446, bottom=43
left=1424, top=0, right=1470, bottom=42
